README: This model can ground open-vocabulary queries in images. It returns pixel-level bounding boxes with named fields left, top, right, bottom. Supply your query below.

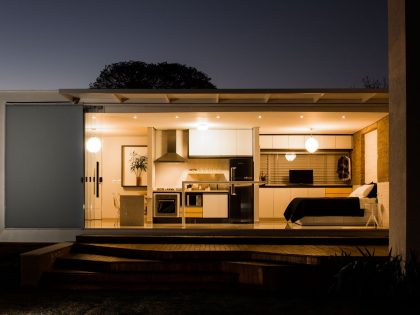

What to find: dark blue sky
left=0, top=0, right=387, bottom=89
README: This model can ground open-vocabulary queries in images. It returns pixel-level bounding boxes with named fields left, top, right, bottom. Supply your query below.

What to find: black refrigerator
left=229, top=158, right=254, bottom=223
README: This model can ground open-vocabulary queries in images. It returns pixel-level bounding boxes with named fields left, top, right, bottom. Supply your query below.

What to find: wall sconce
left=285, top=153, right=296, bottom=161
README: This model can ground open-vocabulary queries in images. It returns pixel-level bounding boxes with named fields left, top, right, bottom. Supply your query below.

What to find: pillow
left=367, top=182, right=377, bottom=198
left=349, top=184, right=374, bottom=198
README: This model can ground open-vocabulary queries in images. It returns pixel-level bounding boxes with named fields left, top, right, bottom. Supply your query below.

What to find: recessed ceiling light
left=92, top=116, right=96, bottom=119
left=216, top=115, right=220, bottom=119
left=258, top=115, right=262, bottom=119
left=300, top=115, right=304, bottom=119
left=197, top=123, right=209, bottom=131
left=342, top=115, right=346, bottom=119
left=175, top=115, right=179, bottom=119
left=133, top=116, right=137, bottom=119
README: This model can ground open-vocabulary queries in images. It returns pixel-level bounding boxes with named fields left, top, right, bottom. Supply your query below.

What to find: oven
left=153, top=193, right=180, bottom=217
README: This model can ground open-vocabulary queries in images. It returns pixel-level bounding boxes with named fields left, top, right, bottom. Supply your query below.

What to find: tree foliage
left=361, top=75, right=388, bottom=89
left=90, top=61, right=216, bottom=89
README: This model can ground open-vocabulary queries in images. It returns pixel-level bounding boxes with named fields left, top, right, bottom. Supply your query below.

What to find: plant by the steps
left=330, top=248, right=420, bottom=298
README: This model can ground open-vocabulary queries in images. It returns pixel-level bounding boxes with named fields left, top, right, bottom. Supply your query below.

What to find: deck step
left=55, top=253, right=222, bottom=273
left=73, top=242, right=250, bottom=262
left=76, top=233, right=389, bottom=245
left=41, top=269, right=239, bottom=290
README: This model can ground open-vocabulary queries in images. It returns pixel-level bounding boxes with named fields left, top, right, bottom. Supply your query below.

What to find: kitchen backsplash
left=155, top=159, right=229, bottom=188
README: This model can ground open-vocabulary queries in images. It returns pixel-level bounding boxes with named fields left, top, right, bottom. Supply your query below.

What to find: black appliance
left=289, top=169, right=313, bottom=184
left=153, top=193, right=180, bottom=217
left=229, top=158, right=254, bottom=223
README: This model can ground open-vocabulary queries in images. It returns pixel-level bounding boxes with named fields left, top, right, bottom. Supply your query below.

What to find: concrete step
left=55, top=253, right=222, bottom=273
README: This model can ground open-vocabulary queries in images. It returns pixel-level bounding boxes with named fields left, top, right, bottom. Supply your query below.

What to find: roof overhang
left=59, top=88, right=389, bottom=112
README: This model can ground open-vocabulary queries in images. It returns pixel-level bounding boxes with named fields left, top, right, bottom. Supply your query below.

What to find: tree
left=90, top=61, right=216, bottom=89
left=361, top=75, right=388, bottom=89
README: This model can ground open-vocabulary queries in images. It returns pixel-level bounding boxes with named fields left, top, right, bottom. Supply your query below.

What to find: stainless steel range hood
left=154, top=130, right=187, bottom=163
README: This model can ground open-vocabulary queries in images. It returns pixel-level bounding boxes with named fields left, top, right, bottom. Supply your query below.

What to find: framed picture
left=121, top=145, right=148, bottom=187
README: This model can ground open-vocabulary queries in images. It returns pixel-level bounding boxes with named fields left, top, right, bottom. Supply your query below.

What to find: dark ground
left=1, top=244, right=419, bottom=314
left=1, top=288, right=420, bottom=315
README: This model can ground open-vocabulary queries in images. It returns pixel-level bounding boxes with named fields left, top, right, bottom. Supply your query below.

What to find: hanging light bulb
left=305, top=136, right=319, bottom=153
left=285, top=153, right=296, bottom=161
left=86, top=137, right=101, bottom=153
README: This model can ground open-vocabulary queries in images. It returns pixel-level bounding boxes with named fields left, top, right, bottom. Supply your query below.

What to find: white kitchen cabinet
left=335, top=135, right=353, bottom=149
left=203, top=193, right=228, bottom=218
left=215, top=130, right=237, bottom=156
left=259, top=187, right=326, bottom=219
left=258, top=188, right=274, bottom=218
left=236, top=129, right=253, bottom=156
left=189, top=129, right=252, bottom=157
left=259, top=135, right=273, bottom=149
left=288, top=136, right=305, bottom=149
left=307, top=188, right=325, bottom=197
left=272, top=135, right=289, bottom=149
left=290, top=188, right=308, bottom=199
left=273, top=188, right=291, bottom=218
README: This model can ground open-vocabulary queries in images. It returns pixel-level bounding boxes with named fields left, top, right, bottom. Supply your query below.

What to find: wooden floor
left=76, top=242, right=388, bottom=266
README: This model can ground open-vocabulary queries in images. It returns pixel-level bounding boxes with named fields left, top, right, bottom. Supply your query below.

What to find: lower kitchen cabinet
left=203, top=193, right=228, bottom=218
left=259, top=187, right=326, bottom=219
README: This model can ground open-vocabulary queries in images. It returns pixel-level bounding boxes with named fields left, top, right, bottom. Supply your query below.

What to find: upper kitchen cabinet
left=259, top=135, right=353, bottom=150
left=335, top=135, right=353, bottom=149
left=259, top=135, right=273, bottom=149
left=189, top=129, right=253, bottom=157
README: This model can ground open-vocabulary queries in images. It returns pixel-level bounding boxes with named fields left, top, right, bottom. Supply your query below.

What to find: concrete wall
left=0, top=92, right=83, bottom=242
left=388, top=0, right=420, bottom=257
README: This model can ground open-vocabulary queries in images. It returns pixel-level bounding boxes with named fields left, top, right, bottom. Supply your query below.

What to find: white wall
left=101, top=135, right=148, bottom=218
left=364, top=129, right=378, bottom=183
left=155, top=159, right=229, bottom=188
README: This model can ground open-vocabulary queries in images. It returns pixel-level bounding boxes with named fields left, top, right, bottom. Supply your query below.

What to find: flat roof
left=58, top=88, right=388, bottom=112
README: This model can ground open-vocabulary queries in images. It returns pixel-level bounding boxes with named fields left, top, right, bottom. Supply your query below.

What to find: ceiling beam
left=113, top=94, right=129, bottom=103
left=361, top=93, right=377, bottom=103
left=313, top=93, right=325, bottom=103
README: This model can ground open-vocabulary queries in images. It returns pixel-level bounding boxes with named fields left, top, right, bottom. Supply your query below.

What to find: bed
left=283, top=184, right=377, bottom=226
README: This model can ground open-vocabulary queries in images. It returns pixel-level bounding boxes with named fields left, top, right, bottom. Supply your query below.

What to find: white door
left=5, top=104, right=84, bottom=228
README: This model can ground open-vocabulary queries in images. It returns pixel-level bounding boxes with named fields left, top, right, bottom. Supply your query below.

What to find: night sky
left=0, top=0, right=387, bottom=89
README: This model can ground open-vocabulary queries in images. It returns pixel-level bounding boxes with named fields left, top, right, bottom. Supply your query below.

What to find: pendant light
left=305, top=129, right=319, bottom=153
left=285, top=153, right=296, bottom=161
left=86, top=137, right=102, bottom=153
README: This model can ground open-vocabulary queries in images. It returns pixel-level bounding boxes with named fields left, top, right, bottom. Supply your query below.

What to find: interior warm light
left=133, top=116, right=137, bottom=119
left=216, top=115, right=220, bottom=119
left=197, top=123, right=209, bottom=131
left=86, top=137, right=102, bottom=153
left=285, top=153, right=296, bottom=161
left=258, top=115, right=262, bottom=119
left=175, top=116, right=179, bottom=119
left=342, top=115, right=346, bottom=119
left=300, top=115, right=304, bottom=119
left=305, top=136, right=319, bottom=153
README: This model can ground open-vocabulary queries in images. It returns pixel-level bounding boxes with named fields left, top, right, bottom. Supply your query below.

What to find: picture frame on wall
left=121, top=145, right=148, bottom=187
